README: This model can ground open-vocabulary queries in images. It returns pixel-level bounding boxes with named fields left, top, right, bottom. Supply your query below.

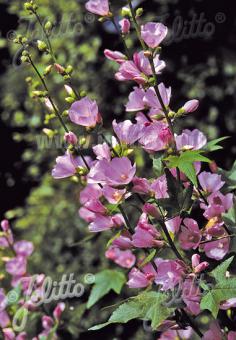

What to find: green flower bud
left=43, top=65, right=53, bottom=76
left=121, top=7, right=131, bottom=17
left=80, top=90, right=87, bottom=98
left=45, top=21, right=53, bottom=31
left=62, top=110, right=69, bottom=117
left=65, top=97, right=75, bottom=104
left=37, top=40, right=47, bottom=52
left=65, top=65, right=73, bottom=74
left=24, top=2, right=33, bottom=11
left=21, top=56, right=29, bottom=63
left=136, top=8, right=143, bottom=17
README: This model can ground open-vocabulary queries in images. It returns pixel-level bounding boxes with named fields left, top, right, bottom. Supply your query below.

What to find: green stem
left=33, top=10, right=57, bottom=62
left=28, top=54, right=69, bottom=133
left=118, top=205, right=133, bottom=231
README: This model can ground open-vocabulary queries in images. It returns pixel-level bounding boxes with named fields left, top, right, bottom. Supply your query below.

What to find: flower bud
left=42, top=316, right=54, bottom=330
left=183, top=99, right=199, bottom=113
left=121, top=7, right=131, bottom=17
left=54, top=63, right=66, bottom=75
left=65, top=96, right=76, bottom=104
left=1, top=219, right=10, bottom=231
left=64, top=131, right=78, bottom=145
left=43, top=128, right=56, bottom=138
left=53, top=302, right=65, bottom=320
left=37, top=40, right=47, bottom=52
left=43, top=65, right=53, bottom=76
left=136, top=8, right=143, bottom=17
left=119, top=18, right=130, bottom=34
left=65, top=65, right=73, bottom=74
left=24, top=2, right=33, bottom=11
left=44, top=21, right=53, bottom=31
left=209, top=161, right=218, bottom=173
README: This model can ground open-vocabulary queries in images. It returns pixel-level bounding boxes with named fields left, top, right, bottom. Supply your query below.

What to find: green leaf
left=200, top=278, right=236, bottom=318
left=210, top=256, right=234, bottom=283
left=166, top=150, right=211, bottom=186
left=178, top=162, right=197, bottom=187
left=204, top=137, right=229, bottom=152
left=87, top=270, right=126, bottom=309
left=89, top=291, right=174, bottom=331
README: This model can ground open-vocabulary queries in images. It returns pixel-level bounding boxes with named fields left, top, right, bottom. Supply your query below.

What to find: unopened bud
left=45, top=21, right=53, bottom=31
left=64, top=132, right=78, bottom=145
left=136, top=8, right=143, bottom=17
left=37, top=40, right=47, bottom=52
left=65, top=96, right=75, bottom=104
left=144, top=50, right=152, bottom=57
left=43, top=65, right=53, bottom=76
left=54, top=63, right=66, bottom=75
left=143, top=203, right=160, bottom=218
left=43, top=128, right=56, bottom=138
left=121, top=7, right=131, bottom=17
left=1, top=219, right=10, bottom=232
left=53, top=303, right=65, bottom=320
left=65, top=65, right=73, bottom=74
left=183, top=99, right=199, bottom=113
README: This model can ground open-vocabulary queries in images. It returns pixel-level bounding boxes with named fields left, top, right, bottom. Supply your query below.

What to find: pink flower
left=104, top=49, right=126, bottom=64
left=139, top=122, right=170, bottom=152
left=13, top=240, right=34, bottom=257
left=69, top=97, right=101, bottom=128
left=52, top=152, right=92, bottom=179
left=154, top=258, right=186, bottom=291
left=150, top=175, right=169, bottom=199
left=2, top=328, right=15, bottom=340
left=179, top=218, right=201, bottom=250
left=191, top=254, right=209, bottom=273
left=165, top=216, right=182, bottom=234
left=0, top=310, right=10, bottom=329
left=228, top=332, right=236, bottom=340
left=127, top=264, right=157, bottom=288
left=203, top=237, right=230, bottom=260
left=132, top=177, right=150, bottom=194
left=183, top=99, right=199, bottom=113
left=182, top=278, right=201, bottom=315
left=106, top=247, right=136, bottom=268
left=64, top=131, right=78, bottom=145
left=141, top=22, right=168, bottom=49
left=160, top=327, right=193, bottom=340
left=202, top=192, right=233, bottom=219
left=80, top=184, right=102, bottom=205
left=112, top=234, right=133, bottom=249
left=6, top=256, right=27, bottom=277
left=132, top=214, right=163, bottom=248
left=88, top=157, right=136, bottom=187
left=93, top=142, right=111, bottom=161
left=220, top=298, right=236, bottom=310
left=88, top=214, right=114, bottom=232
left=125, top=87, right=146, bottom=112
left=203, top=321, right=223, bottom=340
left=103, top=186, right=126, bottom=204
left=119, top=18, right=130, bottom=34
left=142, top=203, right=160, bottom=218
left=198, top=171, right=225, bottom=194
left=85, top=0, right=109, bottom=16
left=115, top=51, right=165, bottom=84
left=175, top=129, right=207, bottom=150
left=112, top=119, right=143, bottom=145
left=144, top=83, right=171, bottom=113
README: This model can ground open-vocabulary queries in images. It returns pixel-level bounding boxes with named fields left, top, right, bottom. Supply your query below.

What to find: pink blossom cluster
left=49, top=0, right=236, bottom=337
left=0, top=220, right=65, bottom=339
